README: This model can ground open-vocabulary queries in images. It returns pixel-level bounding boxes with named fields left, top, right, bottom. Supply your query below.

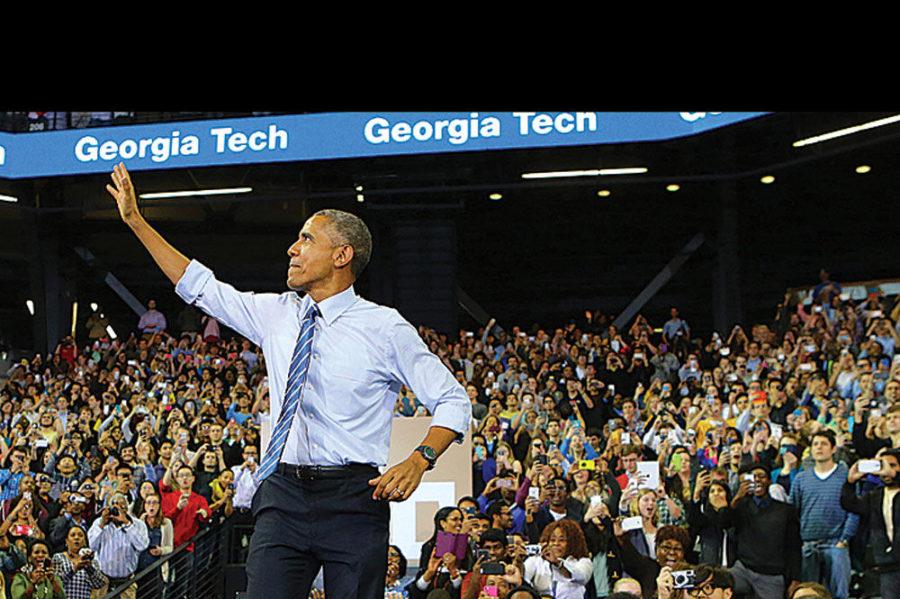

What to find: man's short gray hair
left=312, top=209, right=373, bottom=279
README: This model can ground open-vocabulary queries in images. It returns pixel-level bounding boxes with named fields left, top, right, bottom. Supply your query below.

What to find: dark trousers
left=246, top=467, right=390, bottom=599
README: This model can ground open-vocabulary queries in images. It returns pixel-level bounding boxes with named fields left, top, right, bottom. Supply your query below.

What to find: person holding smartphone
left=523, top=520, right=592, bottom=599
left=51, top=525, right=108, bottom=599
left=841, top=449, right=900, bottom=597
left=10, top=540, right=65, bottom=599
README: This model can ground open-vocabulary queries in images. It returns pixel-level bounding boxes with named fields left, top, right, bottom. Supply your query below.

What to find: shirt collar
left=300, top=285, right=358, bottom=326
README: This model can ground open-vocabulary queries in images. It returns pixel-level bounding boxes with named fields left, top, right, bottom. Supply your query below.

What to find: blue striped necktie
left=256, top=303, right=320, bottom=483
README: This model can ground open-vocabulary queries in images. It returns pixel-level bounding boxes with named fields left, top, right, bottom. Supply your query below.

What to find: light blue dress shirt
left=175, top=259, right=470, bottom=467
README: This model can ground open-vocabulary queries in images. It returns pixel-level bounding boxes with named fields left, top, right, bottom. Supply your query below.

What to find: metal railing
left=101, top=516, right=235, bottom=599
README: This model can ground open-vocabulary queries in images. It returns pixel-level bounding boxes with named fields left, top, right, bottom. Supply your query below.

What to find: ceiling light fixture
left=139, top=187, right=253, bottom=199
left=597, top=190, right=611, bottom=197
left=0, top=194, right=18, bottom=203
left=521, top=167, right=648, bottom=180
left=356, top=194, right=365, bottom=203
left=760, top=175, right=775, bottom=184
left=489, top=193, right=503, bottom=200
left=666, top=184, right=680, bottom=192
left=793, top=114, right=900, bottom=147
left=25, top=300, right=34, bottom=316
left=855, top=165, right=871, bottom=174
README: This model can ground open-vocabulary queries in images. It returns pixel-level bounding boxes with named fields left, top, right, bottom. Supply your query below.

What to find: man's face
left=209, top=425, right=223, bottom=443
left=810, top=436, right=836, bottom=463
left=116, top=469, right=133, bottom=490
left=160, top=443, right=173, bottom=460
left=547, top=479, right=568, bottom=506
left=176, top=468, right=195, bottom=490
left=286, top=215, right=348, bottom=292
left=886, top=381, right=900, bottom=403
left=148, top=300, right=156, bottom=310
left=495, top=506, right=513, bottom=529
left=470, top=518, right=489, bottom=540
left=621, top=452, right=639, bottom=473
left=121, top=447, right=135, bottom=463
left=747, top=468, right=770, bottom=497
left=547, top=421, right=559, bottom=437
left=880, top=455, right=900, bottom=486
left=482, top=539, right=507, bottom=562
left=687, top=576, right=732, bottom=599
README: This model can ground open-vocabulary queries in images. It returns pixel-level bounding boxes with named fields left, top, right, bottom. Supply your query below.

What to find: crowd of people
left=0, top=303, right=258, bottom=598
left=384, top=276, right=900, bottom=599
left=2, top=272, right=900, bottom=598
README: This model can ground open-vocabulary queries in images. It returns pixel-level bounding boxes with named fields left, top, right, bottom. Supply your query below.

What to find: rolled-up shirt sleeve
left=386, top=318, right=471, bottom=442
left=174, top=259, right=280, bottom=347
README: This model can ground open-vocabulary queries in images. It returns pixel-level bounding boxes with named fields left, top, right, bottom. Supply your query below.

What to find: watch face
left=420, top=446, right=436, bottom=460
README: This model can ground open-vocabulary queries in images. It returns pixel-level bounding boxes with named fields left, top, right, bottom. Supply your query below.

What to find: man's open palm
left=106, top=162, right=139, bottom=223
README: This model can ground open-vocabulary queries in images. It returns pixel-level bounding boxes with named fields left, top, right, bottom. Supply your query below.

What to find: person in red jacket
left=159, top=464, right=209, bottom=599
left=159, top=465, right=209, bottom=548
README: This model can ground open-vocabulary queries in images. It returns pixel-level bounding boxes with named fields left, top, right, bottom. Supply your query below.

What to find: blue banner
left=0, top=112, right=768, bottom=179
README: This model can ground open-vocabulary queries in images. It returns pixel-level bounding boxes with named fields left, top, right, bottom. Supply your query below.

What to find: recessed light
left=0, top=194, right=18, bottom=203
left=760, top=175, right=775, bottom=184
left=356, top=194, right=365, bottom=203
left=489, top=193, right=503, bottom=201
left=355, top=185, right=364, bottom=192
left=666, top=184, right=680, bottom=192
left=597, top=190, right=611, bottom=197
left=855, top=165, right=871, bottom=174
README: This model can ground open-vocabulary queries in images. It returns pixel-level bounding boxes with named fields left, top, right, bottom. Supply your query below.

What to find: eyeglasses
left=657, top=542, right=684, bottom=553
left=687, top=584, right=718, bottom=597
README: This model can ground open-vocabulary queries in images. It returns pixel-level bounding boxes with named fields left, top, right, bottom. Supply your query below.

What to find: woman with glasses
left=384, top=544, right=413, bottom=598
left=135, top=491, right=173, bottom=599
left=611, top=522, right=691, bottom=599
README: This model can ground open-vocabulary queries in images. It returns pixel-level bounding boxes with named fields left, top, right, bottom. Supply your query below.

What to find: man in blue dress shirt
left=106, top=163, right=471, bottom=599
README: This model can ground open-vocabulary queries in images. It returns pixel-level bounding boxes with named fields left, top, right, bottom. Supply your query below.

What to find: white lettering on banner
left=364, top=113, right=501, bottom=146
left=74, top=132, right=199, bottom=163
left=0, top=144, right=5, bottom=166
left=209, top=125, right=288, bottom=153
left=513, top=112, right=597, bottom=135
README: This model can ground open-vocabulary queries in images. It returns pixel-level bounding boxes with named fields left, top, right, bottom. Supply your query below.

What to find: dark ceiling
left=1, top=111, right=899, bottom=351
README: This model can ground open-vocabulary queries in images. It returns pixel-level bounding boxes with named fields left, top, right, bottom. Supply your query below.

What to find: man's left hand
left=369, top=455, right=428, bottom=501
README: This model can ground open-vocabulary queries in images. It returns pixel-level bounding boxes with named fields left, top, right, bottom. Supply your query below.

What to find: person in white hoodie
left=522, top=519, right=592, bottom=599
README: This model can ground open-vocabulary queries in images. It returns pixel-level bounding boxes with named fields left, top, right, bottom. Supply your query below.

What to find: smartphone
left=476, top=549, right=490, bottom=562
left=536, top=455, right=548, bottom=466
left=525, top=544, right=542, bottom=556
left=590, top=495, right=604, bottom=508
left=578, top=459, right=596, bottom=471
left=481, top=562, right=505, bottom=575
left=483, top=585, right=499, bottom=597
left=528, top=487, right=541, bottom=500
left=859, top=459, right=882, bottom=474
left=496, top=479, right=513, bottom=489
left=621, top=516, right=643, bottom=532
left=720, top=347, right=731, bottom=356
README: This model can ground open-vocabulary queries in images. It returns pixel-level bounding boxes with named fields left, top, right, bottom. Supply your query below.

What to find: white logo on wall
left=390, top=481, right=457, bottom=566
left=0, top=144, right=5, bottom=166
left=679, top=112, right=723, bottom=123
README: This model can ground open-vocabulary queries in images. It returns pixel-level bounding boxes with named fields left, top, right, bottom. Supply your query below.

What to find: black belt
left=277, top=462, right=379, bottom=481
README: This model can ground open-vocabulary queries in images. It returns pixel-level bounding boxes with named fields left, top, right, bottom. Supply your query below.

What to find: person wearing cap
left=704, top=462, right=801, bottom=598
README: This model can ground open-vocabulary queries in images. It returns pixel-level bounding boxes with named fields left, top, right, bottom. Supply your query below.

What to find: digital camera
left=672, top=569, right=696, bottom=589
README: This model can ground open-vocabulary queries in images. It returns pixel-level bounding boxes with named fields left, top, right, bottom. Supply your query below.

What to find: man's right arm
left=108, top=163, right=278, bottom=346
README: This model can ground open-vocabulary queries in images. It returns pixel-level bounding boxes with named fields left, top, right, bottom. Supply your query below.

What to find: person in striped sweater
left=789, top=430, right=858, bottom=599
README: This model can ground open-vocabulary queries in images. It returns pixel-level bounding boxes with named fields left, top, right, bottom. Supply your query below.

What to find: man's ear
left=333, top=245, right=355, bottom=270
left=724, top=589, right=733, bottom=599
